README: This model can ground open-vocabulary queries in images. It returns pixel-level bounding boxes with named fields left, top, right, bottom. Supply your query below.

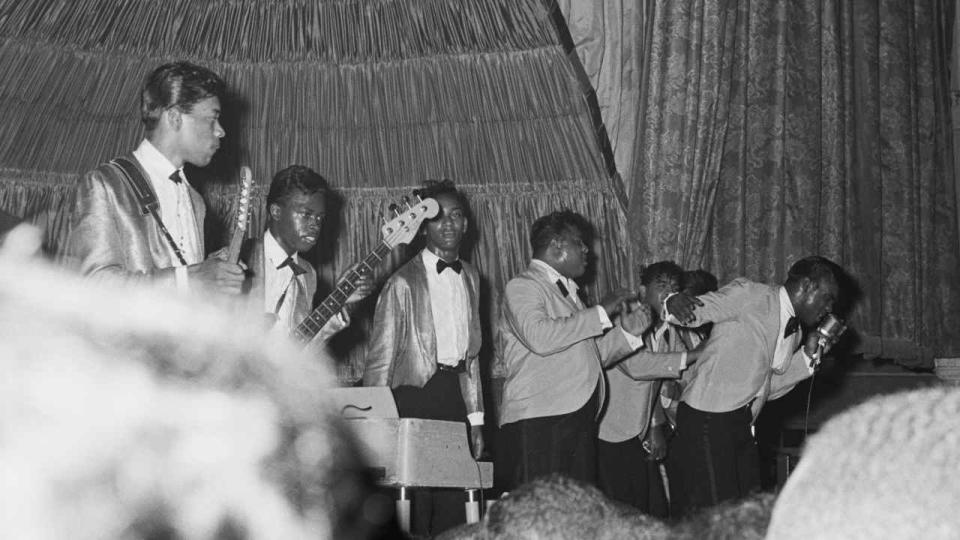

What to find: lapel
left=527, top=261, right=580, bottom=314
left=407, top=255, right=438, bottom=363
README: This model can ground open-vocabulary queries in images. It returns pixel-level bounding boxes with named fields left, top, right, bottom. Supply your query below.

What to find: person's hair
left=0, top=240, right=392, bottom=539
left=140, top=62, right=226, bottom=132
left=640, top=260, right=684, bottom=290
left=681, top=269, right=719, bottom=296
left=530, top=210, right=594, bottom=256
left=785, top=255, right=840, bottom=290
left=418, top=178, right=467, bottom=207
left=265, top=165, right=330, bottom=208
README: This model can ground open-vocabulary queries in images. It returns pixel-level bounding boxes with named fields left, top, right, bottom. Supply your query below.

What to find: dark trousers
left=497, top=387, right=600, bottom=492
left=668, top=401, right=760, bottom=518
left=392, top=369, right=468, bottom=536
left=598, top=437, right=669, bottom=517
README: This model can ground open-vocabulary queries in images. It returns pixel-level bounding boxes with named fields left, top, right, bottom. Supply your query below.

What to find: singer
left=62, top=61, right=244, bottom=296
left=662, top=256, right=847, bottom=517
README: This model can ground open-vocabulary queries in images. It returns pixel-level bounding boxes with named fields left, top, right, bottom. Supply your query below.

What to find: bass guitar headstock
left=381, top=194, right=440, bottom=249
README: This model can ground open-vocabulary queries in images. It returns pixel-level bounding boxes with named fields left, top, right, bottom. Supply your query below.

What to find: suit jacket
left=363, top=253, right=483, bottom=417
left=676, top=278, right=814, bottom=415
left=64, top=154, right=206, bottom=286
left=599, top=324, right=687, bottom=443
left=240, top=236, right=345, bottom=346
left=496, top=260, right=635, bottom=427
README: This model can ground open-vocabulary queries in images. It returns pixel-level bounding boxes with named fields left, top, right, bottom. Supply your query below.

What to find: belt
left=437, top=360, right=466, bottom=373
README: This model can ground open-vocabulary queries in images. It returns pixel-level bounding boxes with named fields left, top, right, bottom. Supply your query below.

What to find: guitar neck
left=226, top=225, right=244, bottom=263
left=293, top=241, right=392, bottom=343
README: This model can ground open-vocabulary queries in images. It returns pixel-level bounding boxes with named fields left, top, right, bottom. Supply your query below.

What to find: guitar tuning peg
left=388, top=203, right=399, bottom=217
left=378, top=211, right=387, bottom=225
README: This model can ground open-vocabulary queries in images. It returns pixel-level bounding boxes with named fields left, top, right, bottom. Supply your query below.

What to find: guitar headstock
left=381, top=195, right=440, bottom=249
left=234, top=166, right=254, bottom=232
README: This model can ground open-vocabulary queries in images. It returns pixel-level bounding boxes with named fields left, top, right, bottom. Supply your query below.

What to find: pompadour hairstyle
left=266, top=165, right=330, bottom=208
left=140, top=62, right=226, bottom=132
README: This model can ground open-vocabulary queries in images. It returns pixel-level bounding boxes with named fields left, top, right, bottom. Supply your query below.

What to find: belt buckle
left=438, top=360, right=466, bottom=373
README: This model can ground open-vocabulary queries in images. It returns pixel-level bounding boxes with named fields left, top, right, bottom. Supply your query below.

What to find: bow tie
left=278, top=256, right=307, bottom=276
left=784, top=316, right=800, bottom=338
left=169, top=170, right=183, bottom=184
left=436, top=258, right=462, bottom=274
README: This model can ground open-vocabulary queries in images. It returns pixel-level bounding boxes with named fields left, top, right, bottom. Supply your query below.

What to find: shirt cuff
left=619, top=326, right=645, bottom=351
left=679, top=351, right=689, bottom=371
left=174, top=265, right=189, bottom=293
left=596, top=305, right=613, bottom=330
left=467, top=412, right=484, bottom=426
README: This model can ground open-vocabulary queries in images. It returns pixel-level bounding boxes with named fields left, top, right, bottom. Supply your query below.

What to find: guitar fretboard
left=292, top=241, right=392, bottom=343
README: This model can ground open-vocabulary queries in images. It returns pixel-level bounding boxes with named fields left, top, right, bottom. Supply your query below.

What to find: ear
left=268, top=202, right=282, bottom=222
left=164, top=107, right=182, bottom=131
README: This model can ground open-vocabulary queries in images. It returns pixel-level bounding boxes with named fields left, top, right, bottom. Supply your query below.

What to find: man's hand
left=341, top=264, right=375, bottom=304
left=620, top=301, right=652, bottom=337
left=802, top=330, right=838, bottom=360
left=642, top=425, right=669, bottom=461
left=469, top=425, right=484, bottom=460
left=188, top=255, right=244, bottom=295
left=665, top=292, right=702, bottom=324
left=600, top=288, right=638, bottom=318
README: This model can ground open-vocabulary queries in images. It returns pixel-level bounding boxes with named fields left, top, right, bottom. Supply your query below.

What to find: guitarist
left=363, top=180, right=484, bottom=536
left=63, top=62, right=244, bottom=296
left=242, top=165, right=373, bottom=347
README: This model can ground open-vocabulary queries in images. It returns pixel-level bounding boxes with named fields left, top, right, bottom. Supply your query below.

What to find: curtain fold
left=627, top=0, right=960, bottom=362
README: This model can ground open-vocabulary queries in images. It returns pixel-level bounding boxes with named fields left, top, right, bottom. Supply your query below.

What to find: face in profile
left=794, top=276, right=839, bottom=327
left=424, top=192, right=467, bottom=256
left=554, top=227, right=589, bottom=279
left=269, top=191, right=327, bottom=255
left=176, top=96, right=225, bottom=167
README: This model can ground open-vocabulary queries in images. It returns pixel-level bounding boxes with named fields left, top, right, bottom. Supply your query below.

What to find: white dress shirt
left=262, top=231, right=307, bottom=330
left=422, top=249, right=483, bottom=426
left=132, top=139, right=203, bottom=290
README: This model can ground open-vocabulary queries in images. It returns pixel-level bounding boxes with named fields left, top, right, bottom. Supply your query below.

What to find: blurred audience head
left=0, top=237, right=391, bottom=539
left=766, top=386, right=960, bottom=539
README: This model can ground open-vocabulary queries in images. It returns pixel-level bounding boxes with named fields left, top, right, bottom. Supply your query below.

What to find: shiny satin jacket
left=363, top=254, right=484, bottom=417
left=64, top=155, right=205, bottom=286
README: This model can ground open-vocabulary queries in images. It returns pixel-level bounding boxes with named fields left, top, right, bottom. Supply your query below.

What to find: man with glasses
left=64, top=62, right=244, bottom=296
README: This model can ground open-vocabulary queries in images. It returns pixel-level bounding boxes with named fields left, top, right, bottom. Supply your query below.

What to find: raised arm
left=501, top=277, right=605, bottom=356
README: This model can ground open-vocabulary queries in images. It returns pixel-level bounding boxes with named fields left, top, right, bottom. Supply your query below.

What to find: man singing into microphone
left=663, top=255, right=847, bottom=516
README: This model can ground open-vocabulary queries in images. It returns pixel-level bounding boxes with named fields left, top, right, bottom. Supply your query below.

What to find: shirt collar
left=778, top=285, right=796, bottom=330
left=531, top=258, right=578, bottom=293
left=132, top=139, right=180, bottom=184
left=265, top=229, right=298, bottom=269
left=421, top=247, right=459, bottom=268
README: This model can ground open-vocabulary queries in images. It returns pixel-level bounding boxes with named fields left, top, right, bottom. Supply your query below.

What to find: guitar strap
left=109, top=157, right=188, bottom=266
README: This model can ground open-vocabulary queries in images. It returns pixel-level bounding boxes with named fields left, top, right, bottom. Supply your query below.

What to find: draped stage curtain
left=608, top=0, right=958, bottom=363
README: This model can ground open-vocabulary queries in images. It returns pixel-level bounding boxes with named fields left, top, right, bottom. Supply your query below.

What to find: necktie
left=784, top=316, right=800, bottom=338
left=169, top=170, right=182, bottom=184
left=277, top=256, right=309, bottom=329
left=436, top=258, right=462, bottom=274
left=556, top=279, right=569, bottom=297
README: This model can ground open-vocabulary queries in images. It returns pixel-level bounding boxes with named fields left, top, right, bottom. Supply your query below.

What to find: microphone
left=815, top=313, right=847, bottom=353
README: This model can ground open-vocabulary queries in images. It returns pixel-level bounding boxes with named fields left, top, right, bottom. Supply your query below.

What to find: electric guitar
left=291, top=195, right=440, bottom=344
left=226, top=166, right=254, bottom=263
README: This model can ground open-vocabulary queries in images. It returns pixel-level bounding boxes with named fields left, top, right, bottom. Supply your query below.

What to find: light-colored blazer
left=676, top=278, right=813, bottom=415
left=64, top=154, right=206, bottom=286
left=496, top=260, right=635, bottom=427
left=363, top=254, right=484, bottom=417
left=599, top=325, right=687, bottom=443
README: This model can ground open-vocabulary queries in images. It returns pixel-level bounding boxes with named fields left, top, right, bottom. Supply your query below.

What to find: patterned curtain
left=627, top=0, right=960, bottom=362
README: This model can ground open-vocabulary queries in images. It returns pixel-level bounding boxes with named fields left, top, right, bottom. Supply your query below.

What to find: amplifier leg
left=465, top=488, right=480, bottom=523
left=396, top=486, right=411, bottom=533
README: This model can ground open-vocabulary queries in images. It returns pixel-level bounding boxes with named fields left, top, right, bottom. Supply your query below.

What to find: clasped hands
left=599, top=288, right=652, bottom=337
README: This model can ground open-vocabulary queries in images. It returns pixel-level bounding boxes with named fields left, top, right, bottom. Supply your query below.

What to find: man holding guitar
left=363, top=180, right=484, bottom=536
left=64, top=62, right=244, bottom=296
left=242, top=165, right=373, bottom=347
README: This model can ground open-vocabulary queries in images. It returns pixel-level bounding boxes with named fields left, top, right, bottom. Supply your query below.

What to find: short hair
left=140, top=62, right=226, bottom=132
left=266, top=165, right=330, bottom=208
left=417, top=179, right=466, bottom=207
left=530, top=210, right=594, bottom=256
left=766, top=387, right=960, bottom=538
left=681, top=269, right=719, bottom=296
left=640, top=260, right=684, bottom=290
left=785, top=255, right=840, bottom=289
